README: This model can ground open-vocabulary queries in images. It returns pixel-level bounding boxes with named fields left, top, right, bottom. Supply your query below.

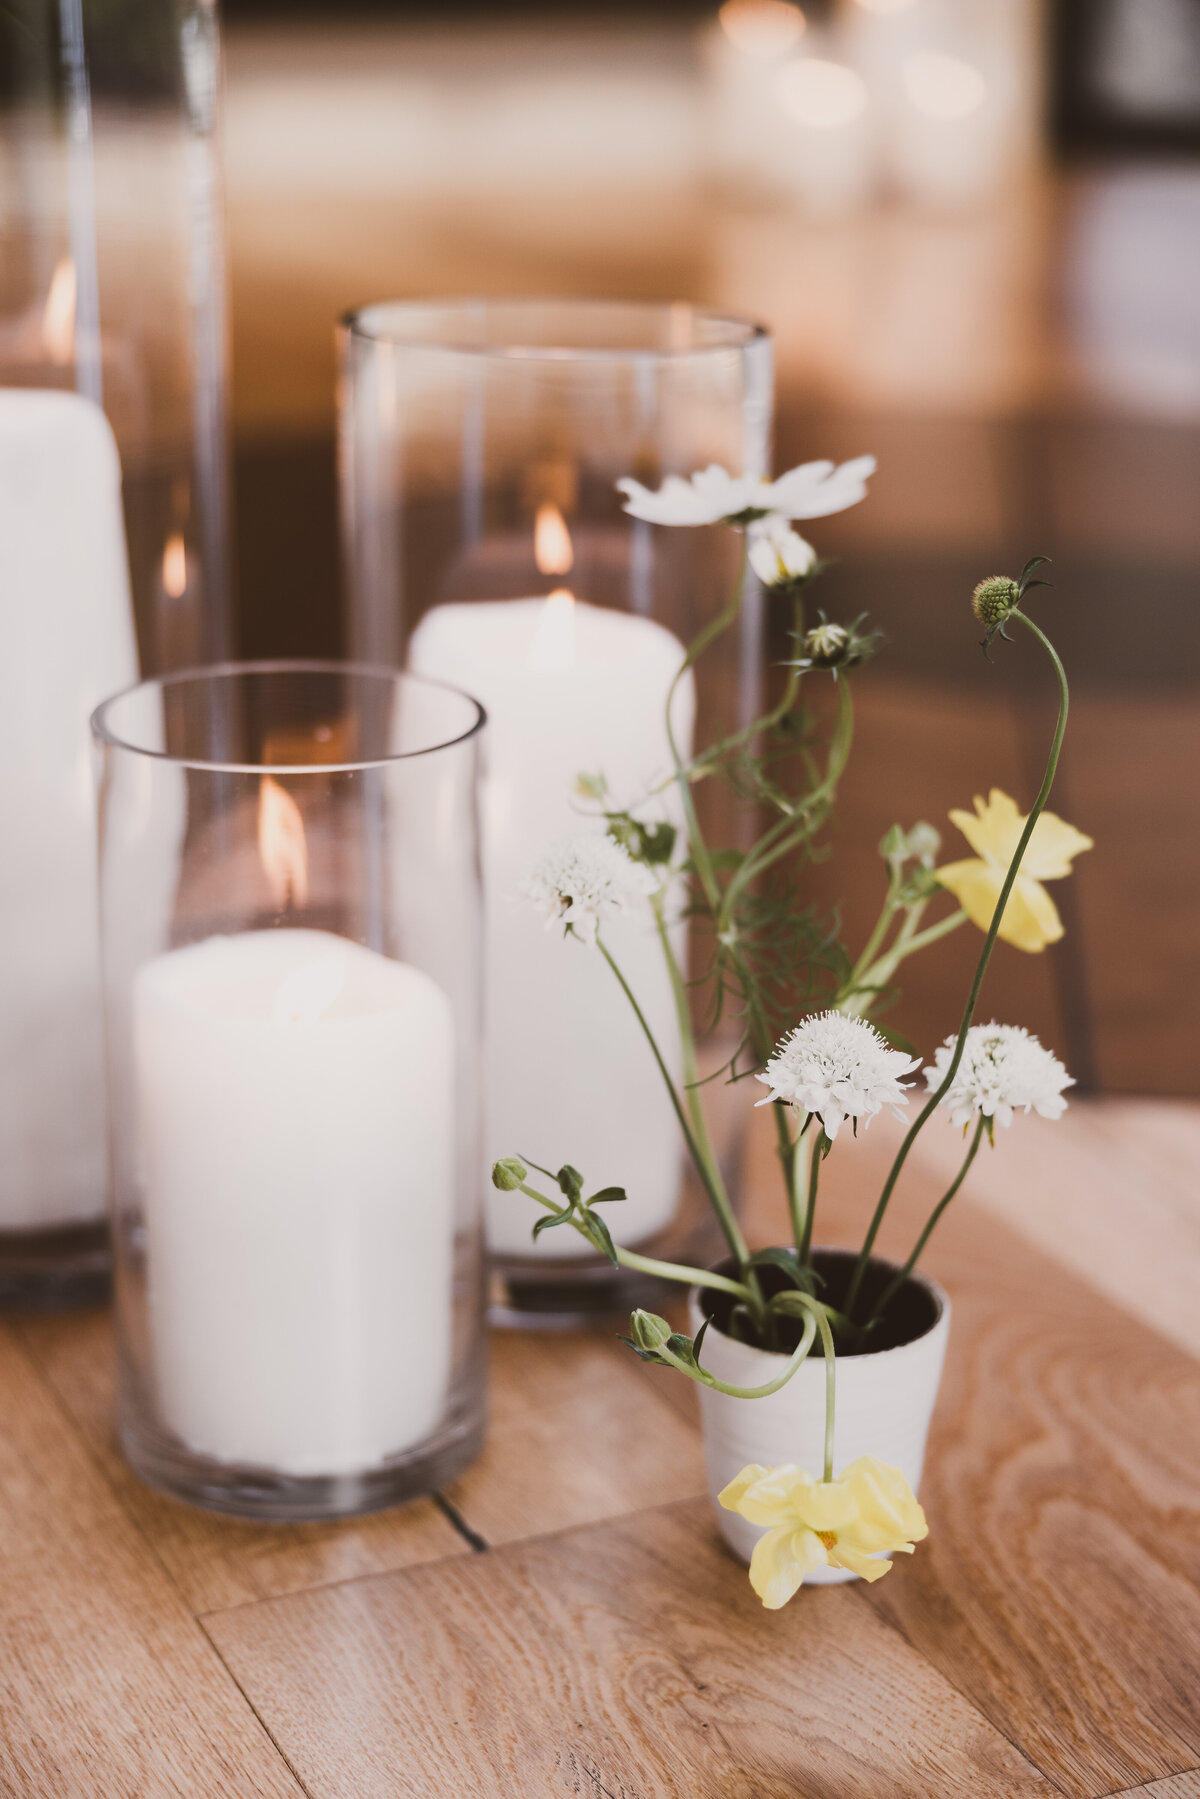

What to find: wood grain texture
left=206, top=1497, right=1052, bottom=1799
left=744, top=1108, right=1200, bottom=1798
left=443, top=1326, right=708, bottom=1546
left=901, top=1099, right=1200, bottom=1359
left=1104, top=1776, right=1200, bottom=1799
left=14, top=1307, right=466, bottom=1614
left=0, top=1321, right=304, bottom=1799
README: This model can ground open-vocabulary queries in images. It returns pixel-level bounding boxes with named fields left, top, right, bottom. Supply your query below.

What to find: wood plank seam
left=1097, top=1776, right=1200, bottom=1799
left=434, top=1490, right=491, bottom=1552
left=0, top=1320, right=310, bottom=1797
left=198, top=1622, right=320, bottom=1799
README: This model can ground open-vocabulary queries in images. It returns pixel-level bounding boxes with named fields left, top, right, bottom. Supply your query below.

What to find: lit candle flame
left=528, top=588, right=576, bottom=673
left=162, top=532, right=188, bottom=599
left=534, top=503, right=574, bottom=576
left=258, top=775, right=309, bottom=911
left=41, top=259, right=76, bottom=365
left=719, top=0, right=806, bottom=56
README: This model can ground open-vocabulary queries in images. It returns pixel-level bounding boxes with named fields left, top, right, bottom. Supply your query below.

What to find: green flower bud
left=879, top=823, right=908, bottom=866
left=629, top=1309, right=672, bottom=1354
left=492, top=1157, right=527, bottom=1190
left=971, top=575, right=1019, bottom=627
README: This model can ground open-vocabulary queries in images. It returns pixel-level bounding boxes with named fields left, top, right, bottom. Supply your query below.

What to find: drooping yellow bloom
left=936, top=788, right=1093, bottom=954
left=718, top=1457, right=928, bottom=1609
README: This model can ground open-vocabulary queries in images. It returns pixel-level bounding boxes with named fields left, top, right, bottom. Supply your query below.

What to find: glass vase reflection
left=339, top=300, right=773, bottom=1323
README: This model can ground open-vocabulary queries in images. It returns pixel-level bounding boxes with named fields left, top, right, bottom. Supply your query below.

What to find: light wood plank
left=0, top=1321, right=304, bottom=1799
left=206, top=1497, right=1052, bottom=1799
left=15, top=1307, right=466, bottom=1614
left=900, top=1099, right=1200, bottom=1359
left=442, top=1326, right=708, bottom=1546
left=1104, top=1776, right=1200, bottom=1799
left=739, top=1106, right=1200, bottom=1794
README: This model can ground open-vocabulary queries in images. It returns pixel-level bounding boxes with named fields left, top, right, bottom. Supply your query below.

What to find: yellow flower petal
left=935, top=860, right=1063, bottom=953
left=947, top=789, right=1022, bottom=865
left=946, top=789, right=1092, bottom=882
left=792, top=1476, right=860, bottom=1536
left=839, top=1456, right=929, bottom=1552
left=748, top=1524, right=827, bottom=1609
left=718, top=1464, right=774, bottom=1517
left=1018, top=809, right=1095, bottom=882
left=827, top=1543, right=894, bottom=1582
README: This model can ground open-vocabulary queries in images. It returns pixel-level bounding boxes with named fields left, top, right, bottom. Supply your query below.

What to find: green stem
left=840, top=906, right=969, bottom=1019
left=667, top=544, right=751, bottom=911
left=692, top=1310, right=818, bottom=1398
left=514, top=1182, right=752, bottom=1300
left=598, top=937, right=749, bottom=1265
left=797, top=1128, right=824, bottom=1265
left=718, top=673, right=854, bottom=932
left=785, top=1113, right=810, bottom=1250
left=651, top=892, right=729, bottom=1214
left=864, top=1118, right=986, bottom=1332
left=843, top=607, right=1070, bottom=1320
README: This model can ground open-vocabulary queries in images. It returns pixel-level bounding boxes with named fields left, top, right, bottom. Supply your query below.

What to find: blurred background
left=220, top=0, right=1199, bottom=1097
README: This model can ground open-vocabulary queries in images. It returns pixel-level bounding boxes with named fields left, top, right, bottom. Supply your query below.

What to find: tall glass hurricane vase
left=93, top=663, right=486, bottom=1521
left=0, top=0, right=232, bottom=1306
left=339, top=300, right=773, bottom=1323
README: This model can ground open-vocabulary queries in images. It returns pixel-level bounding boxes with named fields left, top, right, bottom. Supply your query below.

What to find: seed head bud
left=492, top=1157, right=528, bottom=1190
left=972, top=575, right=1019, bottom=627
left=804, top=621, right=850, bottom=667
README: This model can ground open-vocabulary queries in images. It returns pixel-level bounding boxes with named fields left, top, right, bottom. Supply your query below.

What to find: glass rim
left=90, top=658, right=487, bottom=775
left=339, top=296, right=770, bottom=362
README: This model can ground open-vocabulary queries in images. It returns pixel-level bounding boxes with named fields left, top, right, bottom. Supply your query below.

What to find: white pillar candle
left=0, top=389, right=137, bottom=1231
left=134, top=928, right=455, bottom=1476
left=410, top=597, right=694, bottom=1259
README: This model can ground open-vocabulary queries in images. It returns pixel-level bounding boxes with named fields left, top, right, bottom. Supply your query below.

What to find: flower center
left=817, top=1530, right=838, bottom=1550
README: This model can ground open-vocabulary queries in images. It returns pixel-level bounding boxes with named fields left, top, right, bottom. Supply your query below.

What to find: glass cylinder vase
left=339, top=300, right=773, bottom=1324
left=0, top=0, right=232, bottom=1306
left=92, top=662, right=486, bottom=1521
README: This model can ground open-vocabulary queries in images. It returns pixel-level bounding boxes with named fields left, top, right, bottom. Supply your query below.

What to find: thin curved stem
left=513, top=1181, right=753, bottom=1299
left=864, top=1116, right=986, bottom=1331
left=797, top=1128, right=824, bottom=1265
left=693, top=1310, right=818, bottom=1398
left=844, top=608, right=1070, bottom=1320
left=598, top=937, right=748, bottom=1265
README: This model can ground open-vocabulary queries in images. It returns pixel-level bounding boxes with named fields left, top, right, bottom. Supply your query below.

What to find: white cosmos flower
left=927, top=1023, right=1073, bottom=1131
left=756, top=1010, right=920, bottom=1142
left=748, top=519, right=817, bottom=588
left=520, top=834, right=657, bottom=947
left=616, top=455, right=876, bottom=529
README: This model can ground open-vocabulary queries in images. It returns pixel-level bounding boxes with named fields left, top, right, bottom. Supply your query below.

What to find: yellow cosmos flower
left=936, top=788, right=1093, bottom=954
left=718, top=1456, right=928, bottom=1609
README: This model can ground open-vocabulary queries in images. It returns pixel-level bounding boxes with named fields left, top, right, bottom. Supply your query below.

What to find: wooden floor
left=3, top=1098, right=1198, bottom=1797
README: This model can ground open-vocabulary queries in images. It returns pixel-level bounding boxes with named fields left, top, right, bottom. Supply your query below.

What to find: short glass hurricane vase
left=92, top=662, right=486, bottom=1521
left=339, top=299, right=774, bottom=1326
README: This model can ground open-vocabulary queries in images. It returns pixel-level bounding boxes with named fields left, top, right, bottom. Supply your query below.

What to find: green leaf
left=745, top=1247, right=815, bottom=1292
left=581, top=1209, right=619, bottom=1266
left=616, top=1333, right=668, bottom=1366
left=555, top=1165, right=585, bottom=1203
left=531, top=1207, right=574, bottom=1242
left=586, top=1186, right=627, bottom=1207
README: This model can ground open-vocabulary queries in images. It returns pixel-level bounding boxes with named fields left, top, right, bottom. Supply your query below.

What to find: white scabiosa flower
left=756, top=1010, right=920, bottom=1141
left=927, top=1023, right=1073, bottom=1131
left=520, top=834, right=658, bottom=947
left=616, top=455, right=875, bottom=529
left=748, top=520, right=817, bottom=589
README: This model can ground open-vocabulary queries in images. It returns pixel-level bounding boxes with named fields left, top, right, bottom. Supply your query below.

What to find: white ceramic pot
left=690, top=1250, right=950, bottom=1583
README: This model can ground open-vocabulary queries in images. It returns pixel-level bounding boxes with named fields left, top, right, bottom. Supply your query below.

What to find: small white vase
left=690, top=1250, right=950, bottom=1583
